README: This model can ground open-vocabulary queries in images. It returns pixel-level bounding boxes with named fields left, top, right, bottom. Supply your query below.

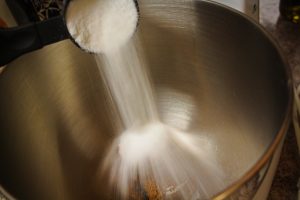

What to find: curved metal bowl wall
left=0, top=0, right=291, bottom=199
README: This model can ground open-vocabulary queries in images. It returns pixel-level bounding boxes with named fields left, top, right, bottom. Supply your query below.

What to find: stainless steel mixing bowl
left=0, top=0, right=292, bottom=199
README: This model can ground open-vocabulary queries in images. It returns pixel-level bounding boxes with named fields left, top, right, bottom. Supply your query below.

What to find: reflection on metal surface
left=229, top=174, right=260, bottom=200
left=293, top=85, right=300, bottom=152
left=226, top=158, right=271, bottom=200
left=158, top=88, right=196, bottom=131
left=0, top=0, right=292, bottom=199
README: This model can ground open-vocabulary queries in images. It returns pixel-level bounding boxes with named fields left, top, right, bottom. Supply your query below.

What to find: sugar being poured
left=67, top=0, right=224, bottom=199
left=96, top=41, right=224, bottom=199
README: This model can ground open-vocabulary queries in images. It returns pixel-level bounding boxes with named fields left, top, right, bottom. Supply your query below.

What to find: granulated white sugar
left=66, top=0, right=224, bottom=199
left=66, top=0, right=138, bottom=53
left=96, top=37, right=224, bottom=199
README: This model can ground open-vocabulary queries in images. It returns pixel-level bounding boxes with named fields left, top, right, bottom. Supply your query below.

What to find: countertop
left=260, top=0, right=300, bottom=199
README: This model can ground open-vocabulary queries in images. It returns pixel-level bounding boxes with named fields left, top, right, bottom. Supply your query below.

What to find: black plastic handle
left=0, top=16, right=70, bottom=67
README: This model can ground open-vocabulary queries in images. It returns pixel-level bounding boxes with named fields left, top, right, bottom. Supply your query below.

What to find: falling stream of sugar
left=65, top=0, right=224, bottom=198
left=95, top=36, right=225, bottom=200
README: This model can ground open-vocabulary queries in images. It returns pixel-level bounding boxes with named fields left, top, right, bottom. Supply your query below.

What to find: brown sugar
left=126, top=179, right=163, bottom=200
left=144, top=180, right=163, bottom=200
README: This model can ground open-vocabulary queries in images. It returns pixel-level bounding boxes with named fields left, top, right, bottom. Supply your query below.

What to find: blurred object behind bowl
left=212, top=0, right=259, bottom=20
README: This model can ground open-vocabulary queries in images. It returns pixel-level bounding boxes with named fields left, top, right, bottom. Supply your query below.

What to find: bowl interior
left=0, top=0, right=290, bottom=199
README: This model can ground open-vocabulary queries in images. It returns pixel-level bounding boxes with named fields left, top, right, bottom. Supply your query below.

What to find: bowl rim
left=205, top=0, right=293, bottom=199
